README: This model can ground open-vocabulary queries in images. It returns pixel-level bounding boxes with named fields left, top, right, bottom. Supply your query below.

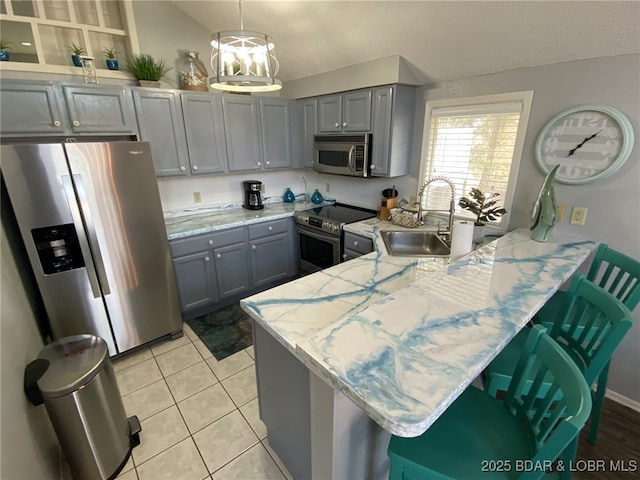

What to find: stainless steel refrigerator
left=2, top=141, right=182, bottom=356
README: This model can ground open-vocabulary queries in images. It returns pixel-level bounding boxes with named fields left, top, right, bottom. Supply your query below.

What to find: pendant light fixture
left=210, top=0, right=282, bottom=92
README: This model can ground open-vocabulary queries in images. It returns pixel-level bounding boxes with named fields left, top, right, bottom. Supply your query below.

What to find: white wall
left=0, top=221, right=61, bottom=479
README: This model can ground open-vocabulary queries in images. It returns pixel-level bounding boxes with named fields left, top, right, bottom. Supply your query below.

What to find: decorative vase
left=0, top=49, right=9, bottom=62
left=311, top=189, right=324, bottom=204
left=105, top=59, right=119, bottom=70
left=472, top=225, right=485, bottom=244
left=137, top=80, right=161, bottom=88
left=283, top=187, right=295, bottom=203
left=530, top=165, right=560, bottom=242
left=71, top=55, right=83, bottom=67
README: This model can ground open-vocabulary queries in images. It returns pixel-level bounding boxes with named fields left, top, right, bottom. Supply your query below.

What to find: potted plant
left=69, top=43, right=87, bottom=67
left=458, top=187, right=507, bottom=243
left=0, top=40, right=10, bottom=61
left=124, top=53, right=172, bottom=87
left=103, top=47, right=119, bottom=71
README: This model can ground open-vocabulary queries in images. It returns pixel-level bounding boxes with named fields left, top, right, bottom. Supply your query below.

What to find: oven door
left=296, top=224, right=341, bottom=275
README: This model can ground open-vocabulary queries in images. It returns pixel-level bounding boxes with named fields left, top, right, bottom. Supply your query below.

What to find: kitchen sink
left=380, top=230, right=450, bottom=257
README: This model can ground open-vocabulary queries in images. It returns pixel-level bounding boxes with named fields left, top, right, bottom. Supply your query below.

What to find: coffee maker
left=243, top=180, right=264, bottom=210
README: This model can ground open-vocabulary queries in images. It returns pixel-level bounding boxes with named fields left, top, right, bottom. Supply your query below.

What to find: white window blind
left=419, top=93, right=533, bottom=228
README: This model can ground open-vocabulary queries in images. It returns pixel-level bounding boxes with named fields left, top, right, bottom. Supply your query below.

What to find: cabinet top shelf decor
left=0, top=0, right=139, bottom=79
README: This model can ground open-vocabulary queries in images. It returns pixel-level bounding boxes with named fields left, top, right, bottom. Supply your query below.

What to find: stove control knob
left=333, top=225, right=339, bottom=232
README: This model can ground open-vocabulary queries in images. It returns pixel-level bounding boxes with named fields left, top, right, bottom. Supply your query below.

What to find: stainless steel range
left=295, top=203, right=377, bottom=275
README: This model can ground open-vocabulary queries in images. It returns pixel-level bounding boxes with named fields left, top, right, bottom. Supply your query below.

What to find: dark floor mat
left=186, top=303, right=253, bottom=360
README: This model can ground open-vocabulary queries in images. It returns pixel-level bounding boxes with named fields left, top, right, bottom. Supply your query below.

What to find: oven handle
left=296, top=224, right=341, bottom=246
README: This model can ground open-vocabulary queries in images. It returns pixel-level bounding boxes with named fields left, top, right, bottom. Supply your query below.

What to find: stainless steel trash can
left=24, top=334, right=141, bottom=480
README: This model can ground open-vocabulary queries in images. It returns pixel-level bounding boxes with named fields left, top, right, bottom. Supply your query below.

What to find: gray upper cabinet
left=0, top=82, right=67, bottom=135
left=181, top=92, right=228, bottom=175
left=370, top=85, right=416, bottom=177
left=0, top=80, right=136, bottom=136
left=260, top=98, right=293, bottom=169
left=299, top=99, right=317, bottom=168
left=63, top=85, right=137, bottom=134
left=318, top=90, right=372, bottom=133
left=133, top=89, right=189, bottom=177
left=223, top=95, right=264, bottom=172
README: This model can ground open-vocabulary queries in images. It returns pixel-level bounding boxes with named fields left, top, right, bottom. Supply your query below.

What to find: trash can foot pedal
left=128, top=415, right=141, bottom=448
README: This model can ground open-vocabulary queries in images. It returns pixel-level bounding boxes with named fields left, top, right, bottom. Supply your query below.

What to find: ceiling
left=171, top=1, right=640, bottom=85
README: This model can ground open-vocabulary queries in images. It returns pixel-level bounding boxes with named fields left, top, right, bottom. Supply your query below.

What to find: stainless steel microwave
left=313, top=134, right=371, bottom=178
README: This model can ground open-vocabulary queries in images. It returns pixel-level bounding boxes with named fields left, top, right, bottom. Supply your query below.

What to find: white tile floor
left=112, top=324, right=291, bottom=480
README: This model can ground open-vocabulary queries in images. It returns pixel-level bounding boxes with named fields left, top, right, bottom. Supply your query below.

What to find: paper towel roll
left=450, top=220, right=474, bottom=260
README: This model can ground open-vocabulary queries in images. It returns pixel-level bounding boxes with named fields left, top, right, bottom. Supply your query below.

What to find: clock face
left=535, top=105, right=634, bottom=184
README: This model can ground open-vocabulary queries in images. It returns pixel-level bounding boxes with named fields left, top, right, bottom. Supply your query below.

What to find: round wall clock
left=535, top=105, right=635, bottom=184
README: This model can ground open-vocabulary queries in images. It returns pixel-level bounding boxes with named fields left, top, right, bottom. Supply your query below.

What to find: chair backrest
left=504, top=325, right=591, bottom=461
left=550, top=274, right=634, bottom=385
left=587, top=243, right=640, bottom=311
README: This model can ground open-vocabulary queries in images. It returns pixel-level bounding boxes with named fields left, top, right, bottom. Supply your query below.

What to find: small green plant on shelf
left=68, top=43, right=87, bottom=56
left=124, top=53, right=172, bottom=81
left=103, top=47, right=118, bottom=59
left=458, top=188, right=507, bottom=226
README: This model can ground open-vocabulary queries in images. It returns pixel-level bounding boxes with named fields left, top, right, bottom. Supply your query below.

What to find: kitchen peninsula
left=240, top=227, right=597, bottom=479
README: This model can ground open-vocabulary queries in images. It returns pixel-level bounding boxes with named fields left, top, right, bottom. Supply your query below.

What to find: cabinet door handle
left=354, top=241, right=359, bottom=246
left=208, top=240, right=214, bottom=245
left=205, top=256, right=210, bottom=261
left=216, top=253, right=222, bottom=259
left=72, top=120, right=80, bottom=127
left=334, top=122, right=339, bottom=128
left=53, top=120, right=61, bottom=127
left=342, top=122, right=347, bottom=127
left=268, top=226, right=273, bottom=231
left=192, top=165, right=198, bottom=170
left=180, top=166, right=186, bottom=171
left=252, top=245, right=257, bottom=250
left=371, top=165, right=376, bottom=170
left=257, top=162, right=261, bottom=167
left=266, top=161, right=270, bottom=166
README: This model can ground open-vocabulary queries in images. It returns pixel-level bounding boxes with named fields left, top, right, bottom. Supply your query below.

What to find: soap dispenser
left=311, top=189, right=324, bottom=204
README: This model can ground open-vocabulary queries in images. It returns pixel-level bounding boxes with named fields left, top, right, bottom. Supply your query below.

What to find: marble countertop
left=240, top=227, right=596, bottom=438
left=164, top=201, right=327, bottom=240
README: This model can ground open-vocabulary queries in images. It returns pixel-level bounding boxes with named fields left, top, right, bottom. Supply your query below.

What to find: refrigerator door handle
left=61, top=175, right=110, bottom=297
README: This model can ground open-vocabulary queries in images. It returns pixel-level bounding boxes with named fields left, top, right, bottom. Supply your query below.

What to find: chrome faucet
left=416, top=177, right=456, bottom=242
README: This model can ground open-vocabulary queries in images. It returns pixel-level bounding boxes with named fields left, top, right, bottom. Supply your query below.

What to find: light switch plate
left=193, top=191, right=202, bottom=203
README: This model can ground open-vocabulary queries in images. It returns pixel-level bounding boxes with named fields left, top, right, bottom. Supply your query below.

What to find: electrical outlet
left=557, top=204, right=565, bottom=223
left=326, top=182, right=331, bottom=193
left=570, top=207, right=588, bottom=226
left=193, top=191, right=202, bottom=203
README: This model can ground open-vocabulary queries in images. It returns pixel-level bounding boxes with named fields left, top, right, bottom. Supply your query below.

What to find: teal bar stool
left=483, top=274, right=634, bottom=445
left=534, top=243, right=640, bottom=329
left=388, top=326, right=591, bottom=480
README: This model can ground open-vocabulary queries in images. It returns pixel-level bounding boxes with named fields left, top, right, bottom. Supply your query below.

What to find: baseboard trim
left=606, top=389, right=640, bottom=412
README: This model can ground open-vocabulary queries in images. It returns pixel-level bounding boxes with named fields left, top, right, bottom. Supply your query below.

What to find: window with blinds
left=419, top=92, right=534, bottom=229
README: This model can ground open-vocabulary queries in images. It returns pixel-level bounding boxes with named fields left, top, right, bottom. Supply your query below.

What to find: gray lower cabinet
left=181, top=92, right=228, bottom=175
left=249, top=218, right=295, bottom=287
left=172, top=251, right=219, bottom=311
left=343, top=231, right=374, bottom=261
left=170, top=218, right=295, bottom=317
left=132, top=88, right=189, bottom=177
left=0, top=80, right=137, bottom=137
